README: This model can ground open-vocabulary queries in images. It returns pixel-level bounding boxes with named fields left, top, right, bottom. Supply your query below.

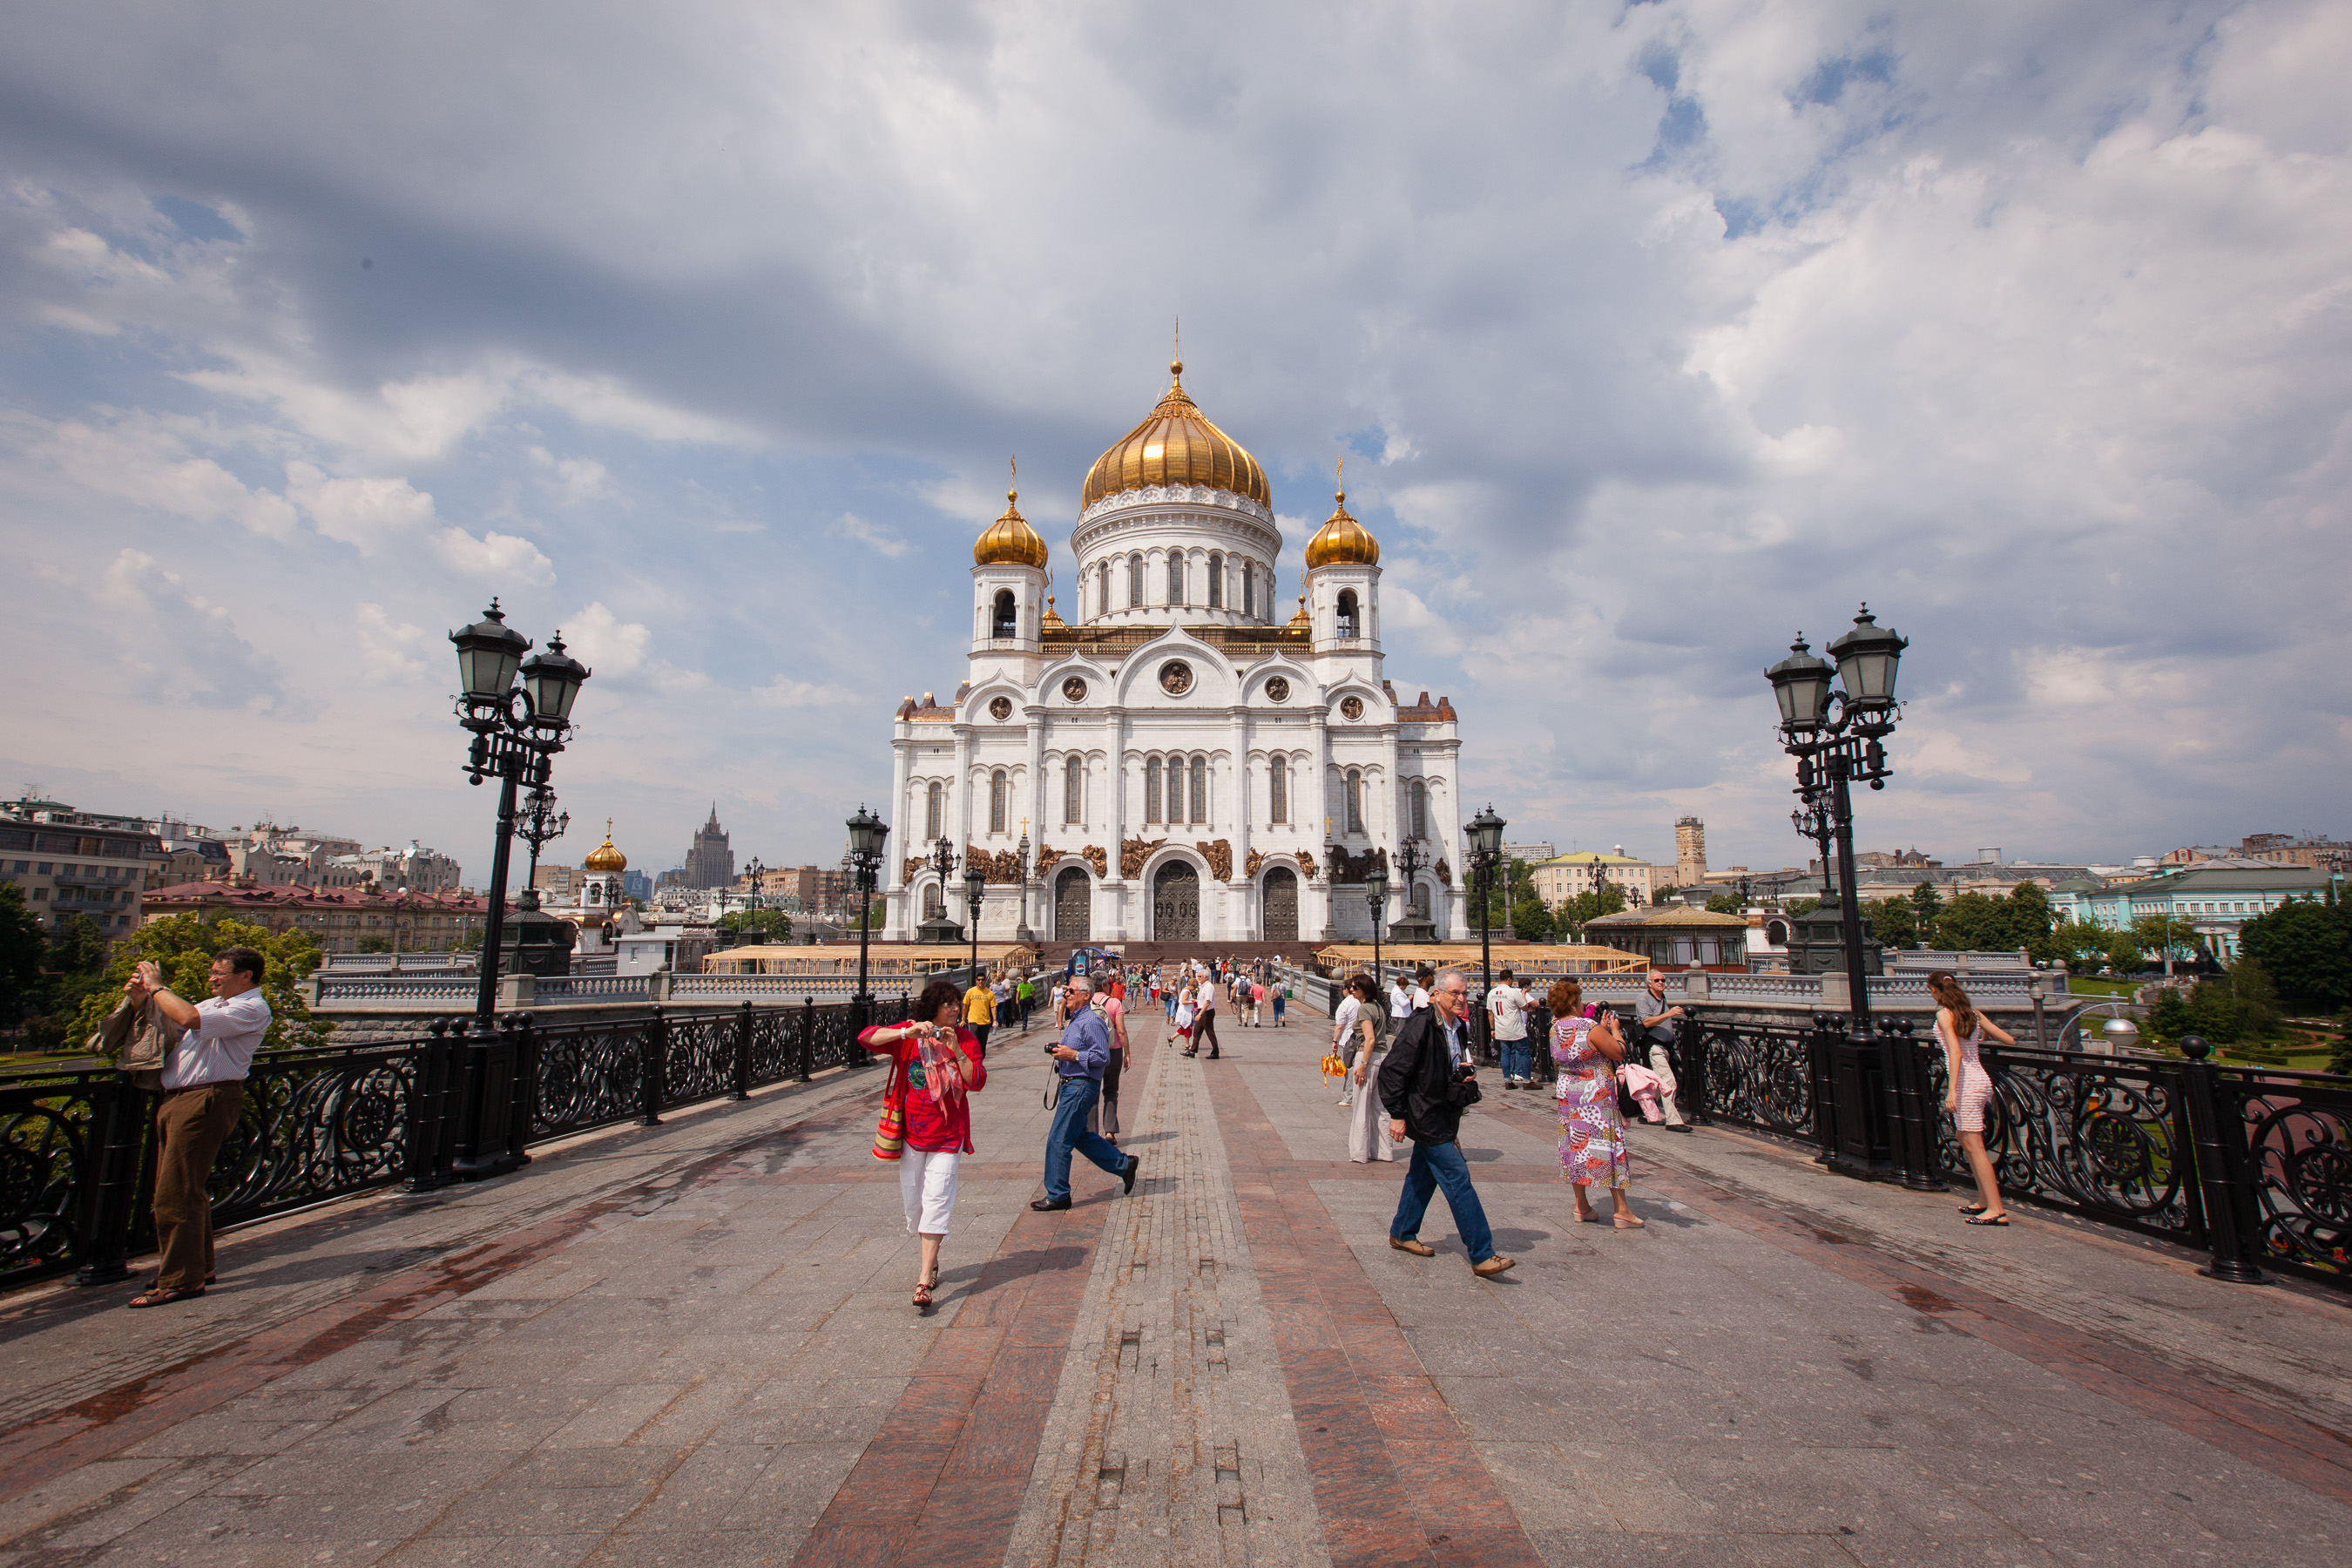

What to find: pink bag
left=1620, top=1064, right=1666, bottom=1123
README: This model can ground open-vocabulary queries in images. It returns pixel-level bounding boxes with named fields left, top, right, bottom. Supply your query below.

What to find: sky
left=2, top=0, right=2346, bottom=886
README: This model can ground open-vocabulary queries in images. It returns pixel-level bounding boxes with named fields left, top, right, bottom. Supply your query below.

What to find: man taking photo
left=125, top=948, right=270, bottom=1308
left=1031, top=974, right=1139, bottom=1211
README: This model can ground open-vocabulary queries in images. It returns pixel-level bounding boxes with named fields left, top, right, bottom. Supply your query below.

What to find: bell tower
left=970, top=462, right=1048, bottom=655
left=1303, top=467, right=1381, bottom=653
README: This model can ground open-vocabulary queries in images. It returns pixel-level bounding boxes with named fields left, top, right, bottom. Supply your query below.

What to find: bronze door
left=1152, top=862, right=1200, bottom=942
left=1053, top=867, right=1092, bottom=943
left=1261, top=868, right=1298, bottom=941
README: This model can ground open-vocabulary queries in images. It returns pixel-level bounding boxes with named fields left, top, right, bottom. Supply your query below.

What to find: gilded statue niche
left=964, top=845, right=1024, bottom=884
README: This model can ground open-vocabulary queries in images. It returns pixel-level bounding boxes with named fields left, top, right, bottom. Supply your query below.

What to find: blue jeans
left=1044, top=1076, right=1127, bottom=1201
left=1389, top=1139, right=1496, bottom=1263
left=1499, top=1039, right=1531, bottom=1081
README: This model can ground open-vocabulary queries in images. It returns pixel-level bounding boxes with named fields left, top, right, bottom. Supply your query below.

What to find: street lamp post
left=845, top=805, right=889, bottom=1033
left=1014, top=819, right=1036, bottom=943
left=963, top=862, right=987, bottom=979
left=1765, top=605, right=1939, bottom=1190
left=517, top=787, right=570, bottom=896
left=449, top=602, right=590, bottom=1022
left=1365, top=861, right=1389, bottom=987
left=1466, top=806, right=1506, bottom=1063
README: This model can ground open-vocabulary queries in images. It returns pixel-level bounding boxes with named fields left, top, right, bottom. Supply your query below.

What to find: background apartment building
left=0, top=798, right=160, bottom=936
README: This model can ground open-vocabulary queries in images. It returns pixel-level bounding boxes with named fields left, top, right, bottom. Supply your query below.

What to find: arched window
left=1345, top=769, right=1364, bottom=835
left=990, top=770, right=1009, bottom=835
left=1336, top=589, right=1359, bottom=639
left=1146, top=757, right=1163, bottom=823
left=925, top=781, right=943, bottom=841
left=1167, top=552, right=1185, bottom=605
left=1064, top=755, right=1084, bottom=825
left=1127, top=554, right=1144, bottom=608
left=1207, top=552, right=1224, bottom=609
left=923, top=882, right=944, bottom=919
left=1269, top=756, right=1288, bottom=824
left=992, top=589, right=1017, bottom=639
left=1409, top=779, right=1427, bottom=841
left=1189, top=756, right=1208, bottom=824
left=1242, top=560, right=1256, bottom=618
left=1096, top=561, right=1109, bottom=619
left=1411, top=882, right=1431, bottom=919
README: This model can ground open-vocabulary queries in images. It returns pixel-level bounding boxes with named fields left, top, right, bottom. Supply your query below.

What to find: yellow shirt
left=964, top=984, right=996, bottom=1025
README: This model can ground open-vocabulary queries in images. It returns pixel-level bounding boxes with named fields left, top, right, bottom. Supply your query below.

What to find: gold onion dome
left=584, top=821, right=627, bottom=873
left=1082, top=361, right=1271, bottom=510
left=973, top=476, right=1048, bottom=568
left=1304, top=483, right=1380, bottom=568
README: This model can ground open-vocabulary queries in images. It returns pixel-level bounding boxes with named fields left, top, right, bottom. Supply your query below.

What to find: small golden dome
left=1287, top=594, right=1311, bottom=629
left=584, top=820, right=627, bottom=873
left=974, top=467, right=1049, bottom=568
left=1041, top=594, right=1067, bottom=630
left=1082, top=361, right=1270, bottom=510
left=1304, top=485, right=1380, bottom=568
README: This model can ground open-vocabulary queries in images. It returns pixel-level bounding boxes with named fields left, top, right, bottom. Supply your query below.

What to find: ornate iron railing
left=2216, top=1065, right=2351, bottom=1286
left=1688, top=1018, right=1818, bottom=1141
left=1917, top=1044, right=2202, bottom=1247
left=0, top=994, right=912, bottom=1292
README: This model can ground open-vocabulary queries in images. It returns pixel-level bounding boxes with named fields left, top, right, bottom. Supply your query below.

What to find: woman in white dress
left=1341, top=975, right=1395, bottom=1162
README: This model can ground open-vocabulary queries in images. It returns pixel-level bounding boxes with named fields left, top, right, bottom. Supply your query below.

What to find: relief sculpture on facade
left=902, top=855, right=924, bottom=885
left=1083, top=845, right=1108, bottom=878
left=1035, top=842, right=1059, bottom=877
left=964, top=844, right=1024, bottom=884
left=1326, top=845, right=1389, bottom=885
left=1243, top=848, right=1265, bottom=878
left=1436, top=858, right=1452, bottom=887
left=1120, top=837, right=1166, bottom=878
left=1198, top=839, right=1233, bottom=881
left=1296, top=849, right=1317, bottom=881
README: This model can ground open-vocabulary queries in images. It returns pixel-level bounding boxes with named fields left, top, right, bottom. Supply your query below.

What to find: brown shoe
left=1472, top=1254, right=1517, bottom=1278
left=1389, top=1236, right=1435, bottom=1257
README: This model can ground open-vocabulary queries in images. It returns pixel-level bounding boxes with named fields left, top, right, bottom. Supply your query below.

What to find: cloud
left=559, top=600, right=651, bottom=678
left=757, top=675, right=859, bottom=708
left=98, top=550, right=284, bottom=709
left=835, top=510, right=914, bottom=558
left=9, top=414, right=296, bottom=537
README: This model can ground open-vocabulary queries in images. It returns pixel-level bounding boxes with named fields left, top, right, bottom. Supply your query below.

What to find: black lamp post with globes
left=1764, top=604, right=1939, bottom=1190
left=845, top=805, right=889, bottom=1034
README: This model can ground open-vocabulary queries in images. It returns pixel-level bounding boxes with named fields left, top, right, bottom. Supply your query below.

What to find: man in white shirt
left=1388, top=967, right=1429, bottom=1024
left=1488, top=968, right=1531, bottom=1089
left=125, top=947, right=271, bottom=1306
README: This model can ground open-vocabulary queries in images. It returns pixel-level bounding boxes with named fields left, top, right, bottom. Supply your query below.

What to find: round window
left=1159, top=661, right=1193, bottom=696
left=1264, top=676, right=1290, bottom=704
left=989, top=696, right=1013, bottom=721
left=1062, top=676, right=1089, bottom=702
left=1339, top=695, right=1364, bottom=720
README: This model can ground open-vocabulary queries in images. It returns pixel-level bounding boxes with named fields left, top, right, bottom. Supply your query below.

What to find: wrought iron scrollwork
left=2223, top=1067, right=2352, bottom=1284
left=1695, top=1021, right=1816, bottom=1140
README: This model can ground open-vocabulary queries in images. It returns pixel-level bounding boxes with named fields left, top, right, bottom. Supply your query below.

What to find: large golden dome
left=1304, top=485, right=1380, bottom=567
left=1082, top=362, right=1270, bottom=510
left=973, top=483, right=1049, bottom=569
left=584, top=821, right=627, bottom=873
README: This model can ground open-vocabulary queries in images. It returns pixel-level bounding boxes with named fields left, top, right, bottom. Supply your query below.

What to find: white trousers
left=1347, top=1051, right=1395, bottom=1162
left=1647, top=1044, right=1686, bottom=1126
left=901, top=1148, right=961, bottom=1236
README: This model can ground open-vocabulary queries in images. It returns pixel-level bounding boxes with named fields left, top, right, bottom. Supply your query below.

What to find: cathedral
left=882, top=357, right=1467, bottom=946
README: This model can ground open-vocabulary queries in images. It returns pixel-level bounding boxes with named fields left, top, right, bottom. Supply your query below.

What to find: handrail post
left=733, top=1000, right=754, bottom=1100
left=72, top=1077, right=145, bottom=1286
left=450, top=1014, right=490, bottom=1174
left=1808, top=1011, right=1840, bottom=1163
left=404, top=1017, right=458, bottom=1192
left=1676, top=1013, right=1707, bottom=1126
left=799, top=997, right=816, bottom=1082
left=2180, top=1037, right=2266, bottom=1283
left=641, top=1005, right=666, bottom=1126
left=1886, top=1017, right=1945, bottom=1191
left=505, top=1013, right=536, bottom=1168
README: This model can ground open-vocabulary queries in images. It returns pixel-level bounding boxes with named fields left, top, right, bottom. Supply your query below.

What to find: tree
left=1508, top=895, right=1556, bottom=942
left=2042, top=916, right=2112, bottom=971
left=1784, top=897, right=1820, bottom=918
left=1933, top=886, right=2053, bottom=956
left=2236, top=896, right=2352, bottom=1011
left=1704, top=891, right=1745, bottom=916
left=718, top=908, right=794, bottom=945
left=2130, top=914, right=2200, bottom=972
left=1909, top=881, right=1943, bottom=930
left=1651, top=883, right=1680, bottom=906
left=2104, top=931, right=2145, bottom=975
left=1862, top=896, right=1918, bottom=950
left=355, top=935, right=394, bottom=954
left=18, top=915, right=116, bottom=1051
left=0, top=884, right=46, bottom=1028
left=71, top=915, right=328, bottom=1052
left=1557, top=884, right=1626, bottom=940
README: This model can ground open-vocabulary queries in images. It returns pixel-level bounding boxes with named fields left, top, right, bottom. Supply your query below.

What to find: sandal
left=1963, top=1213, right=2011, bottom=1227
left=1957, top=1203, right=1987, bottom=1216
left=128, top=1287, right=204, bottom=1308
left=912, top=1282, right=934, bottom=1310
left=1614, top=1216, right=1646, bottom=1229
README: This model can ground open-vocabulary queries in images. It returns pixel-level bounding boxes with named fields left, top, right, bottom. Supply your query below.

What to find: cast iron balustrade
left=0, top=995, right=913, bottom=1293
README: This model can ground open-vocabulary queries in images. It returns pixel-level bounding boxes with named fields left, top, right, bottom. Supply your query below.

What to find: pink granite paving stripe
left=1204, top=1063, right=1549, bottom=1568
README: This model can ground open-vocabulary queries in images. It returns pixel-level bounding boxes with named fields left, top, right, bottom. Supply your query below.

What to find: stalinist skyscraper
left=683, top=805, right=733, bottom=888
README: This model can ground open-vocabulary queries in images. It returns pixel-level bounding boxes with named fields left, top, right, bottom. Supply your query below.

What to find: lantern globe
left=450, top=600, right=531, bottom=702
left=1365, top=864, right=1390, bottom=903
left=1827, top=604, right=1906, bottom=709
left=519, top=632, right=591, bottom=726
left=1764, top=633, right=1835, bottom=730
left=1467, top=806, right=1507, bottom=861
left=846, top=805, right=888, bottom=861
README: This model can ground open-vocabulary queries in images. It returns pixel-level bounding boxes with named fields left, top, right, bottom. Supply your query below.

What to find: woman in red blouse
left=860, top=977, right=989, bottom=1310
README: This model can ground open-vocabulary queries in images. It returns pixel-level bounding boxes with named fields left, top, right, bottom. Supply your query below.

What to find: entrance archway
left=1053, top=866, right=1092, bottom=943
left=1152, top=862, right=1200, bottom=941
left=1261, top=867, right=1298, bottom=941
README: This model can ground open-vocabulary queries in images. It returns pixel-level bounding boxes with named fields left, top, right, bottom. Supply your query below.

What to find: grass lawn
left=2066, top=976, right=2144, bottom=998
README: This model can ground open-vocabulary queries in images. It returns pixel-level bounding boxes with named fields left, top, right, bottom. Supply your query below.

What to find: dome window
left=1336, top=590, right=1360, bottom=639
left=992, top=590, right=1017, bottom=639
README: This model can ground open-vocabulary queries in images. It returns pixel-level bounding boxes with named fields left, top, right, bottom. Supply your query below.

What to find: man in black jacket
left=1376, top=969, right=1514, bottom=1276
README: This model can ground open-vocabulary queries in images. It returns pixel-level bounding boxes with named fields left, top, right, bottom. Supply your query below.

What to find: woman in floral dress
left=1546, top=979, right=1643, bottom=1228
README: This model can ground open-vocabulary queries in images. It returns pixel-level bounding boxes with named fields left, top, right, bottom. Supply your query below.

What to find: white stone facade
left=883, top=478, right=1466, bottom=946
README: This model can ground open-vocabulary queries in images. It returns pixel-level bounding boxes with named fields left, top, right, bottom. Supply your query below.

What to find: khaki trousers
left=152, top=1082, right=245, bottom=1289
